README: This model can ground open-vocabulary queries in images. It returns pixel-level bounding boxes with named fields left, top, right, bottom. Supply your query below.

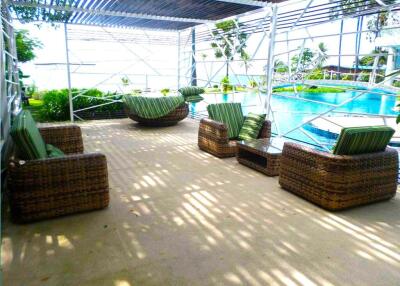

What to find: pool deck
left=2, top=118, right=400, bottom=286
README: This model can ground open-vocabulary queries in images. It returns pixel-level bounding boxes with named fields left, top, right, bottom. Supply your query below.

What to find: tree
left=240, top=51, right=252, bottom=76
left=10, top=0, right=72, bottom=25
left=211, top=19, right=248, bottom=77
left=291, top=48, right=315, bottom=72
left=15, top=29, right=42, bottom=63
left=358, top=49, right=388, bottom=66
left=273, top=59, right=288, bottom=73
left=315, top=42, right=328, bottom=68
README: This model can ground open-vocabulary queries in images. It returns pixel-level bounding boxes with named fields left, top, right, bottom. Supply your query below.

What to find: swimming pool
left=189, top=86, right=398, bottom=147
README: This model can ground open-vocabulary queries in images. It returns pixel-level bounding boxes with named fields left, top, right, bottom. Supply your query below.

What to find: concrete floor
left=2, top=118, right=400, bottom=286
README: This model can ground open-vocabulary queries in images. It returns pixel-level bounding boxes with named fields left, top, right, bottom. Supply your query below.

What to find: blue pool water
left=189, top=87, right=397, bottom=147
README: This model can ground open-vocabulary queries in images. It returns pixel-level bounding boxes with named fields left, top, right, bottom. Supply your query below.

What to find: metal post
left=337, top=19, right=343, bottom=78
left=64, top=23, right=74, bottom=122
left=264, top=5, right=278, bottom=116
left=191, top=28, right=197, bottom=86
left=177, top=31, right=181, bottom=90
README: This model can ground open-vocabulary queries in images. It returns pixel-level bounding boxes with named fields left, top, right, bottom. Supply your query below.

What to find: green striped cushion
left=185, top=95, right=204, bottom=103
left=46, top=144, right=65, bottom=158
left=207, top=103, right=244, bottom=139
left=332, top=126, right=395, bottom=155
left=123, top=95, right=185, bottom=119
left=10, top=110, right=48, bottom=160
left=238, top=113, right=266, bottom=141
left=178, top=87, right=205, bottom=97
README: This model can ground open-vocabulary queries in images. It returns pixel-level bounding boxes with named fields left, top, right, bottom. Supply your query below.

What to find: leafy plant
left=161, top=88, right=170, bottom=96
left=221, top=76, right=232, bottom=92
left=249, top=80, right=258, bottom=88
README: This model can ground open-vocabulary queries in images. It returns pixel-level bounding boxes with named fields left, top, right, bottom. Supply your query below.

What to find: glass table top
left=237, top=137, right=291, bottom=155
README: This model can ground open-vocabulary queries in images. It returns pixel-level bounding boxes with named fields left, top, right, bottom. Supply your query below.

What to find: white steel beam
left=9, top=2, right=214, bottom=24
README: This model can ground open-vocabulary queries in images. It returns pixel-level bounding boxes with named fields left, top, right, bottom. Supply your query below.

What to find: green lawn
left=273, top=85, right=347, bottom=93
left=23, top=99, right=45, bottom=122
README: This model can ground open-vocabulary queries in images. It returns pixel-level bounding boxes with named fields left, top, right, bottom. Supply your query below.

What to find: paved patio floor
left=2, top=118, right=400, bottom=286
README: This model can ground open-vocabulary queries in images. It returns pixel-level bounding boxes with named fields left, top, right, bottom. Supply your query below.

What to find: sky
left=15, top=1, right=386, bottom=92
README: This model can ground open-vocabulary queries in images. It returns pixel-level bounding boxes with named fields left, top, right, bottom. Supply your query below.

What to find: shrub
left=358, top=72, right=370, bottom=82
left=161, top=88, right=170, bottom=95
left=341, top=74, right=353, bottom=81
left=221, top=76, right=233, bottom=92
left=249, top=80, right=258, bottom=88
left=41, top=88, right=124, bottom=121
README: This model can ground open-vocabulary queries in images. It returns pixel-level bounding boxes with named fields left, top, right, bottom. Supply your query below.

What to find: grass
left=23, top=99, right=45, bottom=122
left=273, top=85, right=347, bottom=93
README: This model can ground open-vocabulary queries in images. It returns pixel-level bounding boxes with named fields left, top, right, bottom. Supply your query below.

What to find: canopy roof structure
left=9, top=0, right=286, bottom=30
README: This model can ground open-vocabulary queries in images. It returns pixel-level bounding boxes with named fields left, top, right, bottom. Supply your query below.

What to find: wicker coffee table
left=236, top=137, right=288, bottom=176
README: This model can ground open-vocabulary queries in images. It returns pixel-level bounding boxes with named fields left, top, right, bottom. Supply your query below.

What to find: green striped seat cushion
left=238, top=113, right=266, bottom=141
left=46, top=144, right=65, bottom=158
left=123, top=95, right=185, bottom=119
left=207, top=103, right=244, bottom=139
left=185, top=95, right=204, bottom=103
left=332, top=126, right=395, bottom=155
left=10, top=110, right=48, bottom=160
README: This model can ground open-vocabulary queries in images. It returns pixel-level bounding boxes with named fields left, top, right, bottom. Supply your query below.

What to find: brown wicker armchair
left=198, top=118, right=272, bottom=158
left=279, top=142, right=398, bottom=211
left=8, top=125, right=109, bottom=223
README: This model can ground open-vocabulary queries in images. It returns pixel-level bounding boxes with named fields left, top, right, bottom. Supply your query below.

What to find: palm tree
left=315, top=42, right=328, bottom=68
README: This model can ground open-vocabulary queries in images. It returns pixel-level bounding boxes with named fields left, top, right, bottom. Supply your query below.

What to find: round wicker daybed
left=123, top=94, right=189, bottom=127
left=125, top=103, right=189, bottom=126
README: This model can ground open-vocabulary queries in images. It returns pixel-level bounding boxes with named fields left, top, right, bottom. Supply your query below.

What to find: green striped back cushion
left=185, top=95, right=204, bottom=103
left=238, top=113, right=266, bottom=141
left=207, top=103, right=244, bottom=139
left=10, top=110, right=48, bottom=160
left=332, top=126, right=395, bottom=155
left=178, top=87, right=205, bottom=97
left=123, top=95, right=185, bottom=119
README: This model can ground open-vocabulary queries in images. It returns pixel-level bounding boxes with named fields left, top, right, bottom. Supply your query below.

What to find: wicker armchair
left=198, top=118, right=272, bottom=158
left=8, top=125, right=109, bottom=223
left=279, top=142, right=398, bottom=211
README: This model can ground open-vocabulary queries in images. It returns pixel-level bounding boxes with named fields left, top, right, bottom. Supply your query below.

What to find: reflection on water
left=190, top=89, right=397, bottom=146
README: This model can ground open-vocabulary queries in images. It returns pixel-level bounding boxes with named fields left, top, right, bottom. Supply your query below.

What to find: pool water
left=189, top=88, right=397, bottom=147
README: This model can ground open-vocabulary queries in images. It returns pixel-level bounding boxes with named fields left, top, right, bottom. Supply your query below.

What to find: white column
left=177, top=31, right=181, bottom=90
left=264, top=5, right=278, bottom=117
left=64, top=23, right=74, bottom=122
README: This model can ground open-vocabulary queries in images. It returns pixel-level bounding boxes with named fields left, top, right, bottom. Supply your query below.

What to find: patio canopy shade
left=9, top=0, right=286, bottom=30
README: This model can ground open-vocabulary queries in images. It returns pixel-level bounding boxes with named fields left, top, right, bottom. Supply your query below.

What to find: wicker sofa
left=198, top=118, right=272, bottom=158
left=8, top=124, right=109, bottom=223
left=279, top=142, right=398, bottom=211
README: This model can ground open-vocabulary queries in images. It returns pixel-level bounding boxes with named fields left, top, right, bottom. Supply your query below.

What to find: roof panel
left=10, top=0, right=281, bottom=30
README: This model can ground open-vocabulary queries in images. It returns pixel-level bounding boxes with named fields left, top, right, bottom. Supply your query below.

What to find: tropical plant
left=221, top=76, right=232, bottom=92
left=249, top=80, right=258, bottom=88
left=315, top=42, right=329, bottom=68
left=210, top=19, right=248, bottom=77
left=291, top=48, right=315, bottom=72
left=240, top=51, right=252, bottom=76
